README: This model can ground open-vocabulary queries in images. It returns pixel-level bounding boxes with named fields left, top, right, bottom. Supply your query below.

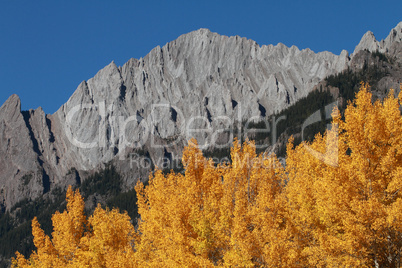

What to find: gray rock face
left=0, top=95, right=45, bottom=209
left=353, top=22, right=402, bottom=55
left=0, top=22, right=401, bottom=210
left=52, top=29, right=349, bottom=171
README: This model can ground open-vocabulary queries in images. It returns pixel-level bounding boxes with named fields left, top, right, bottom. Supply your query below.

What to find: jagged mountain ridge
left=0, top=23, right=401, bottom=210
left=354, top=21, right=402, bottom=55
left=53, top=28, right=349, bottom=171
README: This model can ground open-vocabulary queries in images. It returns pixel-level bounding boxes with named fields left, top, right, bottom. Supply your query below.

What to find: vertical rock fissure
left=21, top=111, right=50, bottom=194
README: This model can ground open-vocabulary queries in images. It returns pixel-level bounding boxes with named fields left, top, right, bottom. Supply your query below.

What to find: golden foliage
left=135, top=138, right=290, bottom=267
left=12, top=187, right=138, bottom=267
left=285, top=83, right=402, bottom=267
left=13, top=84, right=402, bottom=267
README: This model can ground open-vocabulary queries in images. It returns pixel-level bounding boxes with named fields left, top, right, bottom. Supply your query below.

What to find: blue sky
left=1, top=0, right=401, bottom=113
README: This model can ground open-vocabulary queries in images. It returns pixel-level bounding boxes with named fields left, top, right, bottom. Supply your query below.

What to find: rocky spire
left=353, top=22, right=402, bottom=55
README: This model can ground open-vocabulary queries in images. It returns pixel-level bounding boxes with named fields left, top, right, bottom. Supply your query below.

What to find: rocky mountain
left=0, top=22, right=401, bottom=211
left=350, top=22, right=402, bottom=97
left=353, top=22, right=402, bottom=55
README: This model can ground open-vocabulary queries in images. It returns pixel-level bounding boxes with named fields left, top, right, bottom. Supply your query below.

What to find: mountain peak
left=353, top=21, right=402, bottom=55
left=353, top=31, right=379, bottom=55
left=394, top=21, right=402, bottom=32
left=177, top=28, right=214, bottom=40
left=0, top=94, right=21, bottom=115
left=194, top=28, right=212, bottom=35
left=385, top=21, right=402, bottom=45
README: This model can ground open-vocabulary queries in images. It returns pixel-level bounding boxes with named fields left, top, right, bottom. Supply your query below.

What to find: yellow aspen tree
left=51, top=186, right=87, bottom=262
left=73, top=205, right=138, bottom=267
left=285, top=84, right=402, bottom=267
left=13, top=186, right=86, bottom=267
left=12, top=186, right=138, bottom=267
left=247, top=152, right=298, bottom=267
left=135, top=138, right=289, bottom=267
left=135, top=139, right=218, bottom=267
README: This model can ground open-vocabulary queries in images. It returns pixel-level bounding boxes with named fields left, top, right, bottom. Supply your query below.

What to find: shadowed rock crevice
left=258, top=103, right=266, bottom=117
left=21, top=111, right=41, bottom=156
left=41, top=170, right=50, bottom=194
left=119, top=84, right=127, bottom=102
left=170, top=107, right=178, bottom=122
left=231, top=99, right=238, bottom=109
left=21, top=110, right=51, bottom=194
left=206, top=107, right=212, bottom=123
left=45, top=117, right=55, bottom=143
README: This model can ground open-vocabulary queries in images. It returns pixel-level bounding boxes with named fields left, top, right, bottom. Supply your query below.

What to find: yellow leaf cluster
left=13, top=84, right=402, bottom=267
left=13, top=187, right=139, bottom=267
left=135, top=138, right=291, bottom=266
left=285, top=84, right=402, bottom=267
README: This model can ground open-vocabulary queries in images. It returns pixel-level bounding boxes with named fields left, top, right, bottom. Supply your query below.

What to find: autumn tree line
left=13, top=84, right=402, bottom=267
